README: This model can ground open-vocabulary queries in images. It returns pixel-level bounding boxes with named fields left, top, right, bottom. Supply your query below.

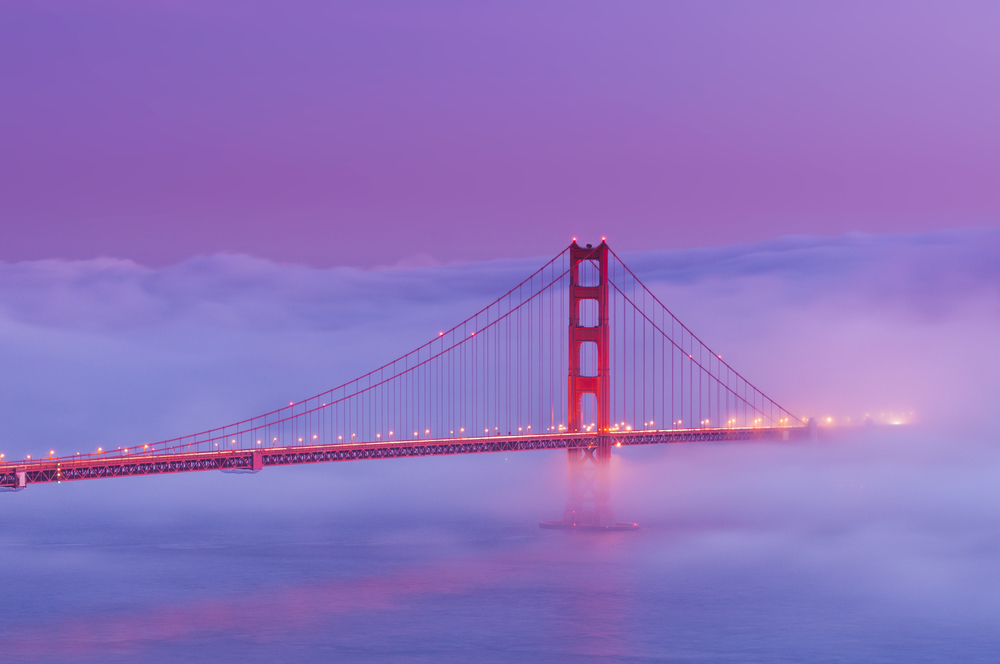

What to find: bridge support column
left=542, top=240, right=636, bottom=531
left=560, top=438, right=617, bottom=527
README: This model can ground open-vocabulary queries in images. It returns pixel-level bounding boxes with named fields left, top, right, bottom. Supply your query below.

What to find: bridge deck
left=1, top=427, right=807, bottom=489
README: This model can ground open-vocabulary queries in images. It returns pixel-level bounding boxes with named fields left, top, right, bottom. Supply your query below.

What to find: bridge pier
left=541, top=241, right=637, bottom=531
left=563, top=443, right=614, bottom=526
left=806, top=417, right=819, bottom=440
left=540, top=437, right=636, bottom=530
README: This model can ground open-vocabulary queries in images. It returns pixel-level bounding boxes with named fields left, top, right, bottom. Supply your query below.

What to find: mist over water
left=2, top=230, right=999, bottom=661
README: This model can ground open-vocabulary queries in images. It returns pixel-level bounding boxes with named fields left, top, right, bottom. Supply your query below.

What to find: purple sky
left=3, top=1, right=998, bottom=267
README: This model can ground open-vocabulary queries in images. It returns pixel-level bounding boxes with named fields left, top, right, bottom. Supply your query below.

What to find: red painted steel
left=555, top=241, right=620, bottom=528
left=0, top=427, right=808, bottom=488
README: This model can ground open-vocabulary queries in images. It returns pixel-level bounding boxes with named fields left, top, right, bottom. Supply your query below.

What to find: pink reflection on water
left=8, top=533, right=638, bottom=659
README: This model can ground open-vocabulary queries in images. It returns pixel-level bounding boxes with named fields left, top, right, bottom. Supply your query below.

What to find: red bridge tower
left=542, top=240, right=636, bottom=530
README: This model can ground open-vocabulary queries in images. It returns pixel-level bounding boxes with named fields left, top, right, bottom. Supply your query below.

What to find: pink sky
left=2, top=1, right=998, bottom=267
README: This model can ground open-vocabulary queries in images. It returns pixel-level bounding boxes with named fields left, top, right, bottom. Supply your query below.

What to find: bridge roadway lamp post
left=541, top=240, right=637, bottom=531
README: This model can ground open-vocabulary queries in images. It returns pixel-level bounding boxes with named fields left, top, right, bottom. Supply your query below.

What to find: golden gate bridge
left=0, top=241, right=806, bottom=529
